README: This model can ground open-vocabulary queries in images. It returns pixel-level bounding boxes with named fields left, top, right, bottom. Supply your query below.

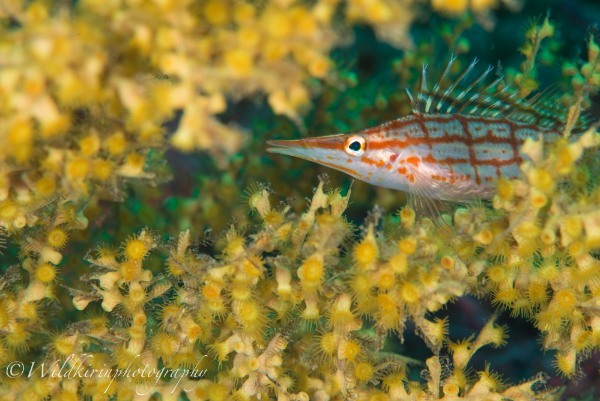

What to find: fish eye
left=344, top=136, right=366, bottom=156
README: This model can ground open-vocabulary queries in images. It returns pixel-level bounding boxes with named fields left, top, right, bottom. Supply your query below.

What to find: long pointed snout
left=266, top=139, right=312, bottom=161
left=266, top=135, right=345, bottom=162
left=265, top=138, right=304, bottom=154
left=267, top=134, right=366, bottom=179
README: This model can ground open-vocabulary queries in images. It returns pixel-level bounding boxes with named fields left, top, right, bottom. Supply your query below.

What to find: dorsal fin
left=404, top=55, right=588, bottom=133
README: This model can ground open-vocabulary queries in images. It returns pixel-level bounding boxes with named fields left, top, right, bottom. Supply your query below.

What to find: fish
left=267, top=56, right=582, bottom=203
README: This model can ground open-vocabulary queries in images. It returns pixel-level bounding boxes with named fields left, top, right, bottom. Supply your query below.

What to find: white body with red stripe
left=267, top=57, right=574, bottom=201
left=267, top=113, right=561, bottom=201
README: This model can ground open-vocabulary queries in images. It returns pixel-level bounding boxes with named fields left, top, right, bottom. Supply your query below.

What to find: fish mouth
left=266, top=135, right=346, bottom=161
left=266, top=139, right=302, bottom=151
left=266, top=139, right=318, bottom=162
left=267, top=139, right=305, bottom=155
left=267, top=136, right=363, bottom=179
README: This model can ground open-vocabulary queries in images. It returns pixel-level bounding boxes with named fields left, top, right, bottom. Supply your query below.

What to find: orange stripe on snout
left=301, top=136, right=345, bottom=151
left=309, top=142, right=344, bottom=150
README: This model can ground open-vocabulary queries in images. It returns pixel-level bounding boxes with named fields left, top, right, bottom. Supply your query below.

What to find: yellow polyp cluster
left=47, top=179, right=542, bottom=400
left=487, top=128, right=600, bottom=378
left=72, top=230, right=157, bottom=314
left=0, top=0, right=425, bottom=267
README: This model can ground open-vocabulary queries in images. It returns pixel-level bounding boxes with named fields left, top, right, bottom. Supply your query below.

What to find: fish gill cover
left=0, top=0, right=599, bottom=400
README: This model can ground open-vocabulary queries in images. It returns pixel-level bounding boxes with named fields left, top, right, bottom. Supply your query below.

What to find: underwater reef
left=0, top=0, right=599, bottom=400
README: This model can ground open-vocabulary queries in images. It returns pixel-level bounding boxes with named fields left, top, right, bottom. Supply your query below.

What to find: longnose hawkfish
left=267, top=56, right=585, bottom=203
